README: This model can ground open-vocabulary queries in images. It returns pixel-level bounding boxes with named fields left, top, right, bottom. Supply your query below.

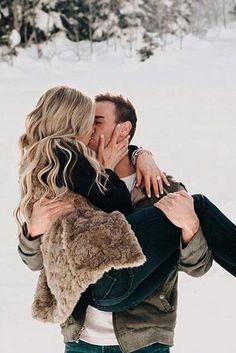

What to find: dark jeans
left=65, top=340, right=170, bottom=353
left=72, top=194, right=235, bottom=314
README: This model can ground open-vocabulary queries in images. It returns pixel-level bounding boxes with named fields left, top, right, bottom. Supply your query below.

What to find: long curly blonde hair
left=15, top=86, right=107, bottom=231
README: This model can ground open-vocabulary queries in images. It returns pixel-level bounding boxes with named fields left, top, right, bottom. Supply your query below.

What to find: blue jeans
left=65, top=340, right=170, bottom=353
left=72, top=194, right=236, bottom=316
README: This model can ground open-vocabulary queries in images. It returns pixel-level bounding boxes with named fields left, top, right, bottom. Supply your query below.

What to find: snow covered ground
left=0, top=24, right=236, bottom=353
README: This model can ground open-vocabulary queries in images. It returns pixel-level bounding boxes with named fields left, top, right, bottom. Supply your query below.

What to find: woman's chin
left=88, top=139, right=97, bottom=153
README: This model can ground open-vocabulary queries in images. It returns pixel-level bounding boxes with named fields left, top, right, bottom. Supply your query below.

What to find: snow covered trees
left=0, top=0, right=236, bottom=62
left=192, top=0, right=236, bottom=33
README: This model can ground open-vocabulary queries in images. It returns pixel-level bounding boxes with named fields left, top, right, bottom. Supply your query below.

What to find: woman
left=16, top=86, right=235, bottom=313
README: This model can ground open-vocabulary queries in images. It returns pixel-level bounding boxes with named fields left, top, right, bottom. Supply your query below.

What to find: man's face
left=89, top=101, right=117, bottom=153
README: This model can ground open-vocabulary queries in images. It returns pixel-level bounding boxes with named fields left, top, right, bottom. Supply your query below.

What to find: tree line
left=0, top=0, right=235, bottom=62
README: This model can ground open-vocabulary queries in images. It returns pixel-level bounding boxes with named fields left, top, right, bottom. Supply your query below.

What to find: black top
left=53, top=143, right=137, bottom=320
left=53, top=144, right=134, bottom=216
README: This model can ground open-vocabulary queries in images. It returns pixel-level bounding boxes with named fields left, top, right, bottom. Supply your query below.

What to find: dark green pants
left=65, top=340, right=170, bottom=353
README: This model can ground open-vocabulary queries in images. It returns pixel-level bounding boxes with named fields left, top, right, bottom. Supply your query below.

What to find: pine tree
left=91, top=0, right=120, bottom=41
left=1, top=0, right=235, bottom=62
left=54, top=0, right=88, bottom=42
left=0, top=1, right=13, bottom=46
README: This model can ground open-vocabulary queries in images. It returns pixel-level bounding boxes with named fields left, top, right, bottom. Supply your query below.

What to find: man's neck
left=115, top=155, right=136, bottom=178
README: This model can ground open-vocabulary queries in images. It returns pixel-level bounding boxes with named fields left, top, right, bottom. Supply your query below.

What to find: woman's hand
left=28, top=197, right=75, bottom=237
left=154, top=190, right=200, bottom=245
left=97, top=124, right=129, bottom=170
left=135, top=152, right=170, bottom=198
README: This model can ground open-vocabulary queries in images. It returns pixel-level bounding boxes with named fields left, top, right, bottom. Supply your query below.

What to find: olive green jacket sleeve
left=17, top=223, right=43, bottom=271
left=131, top=177, right=212, bottom=278
left=177, top=225, right=212, bottom=277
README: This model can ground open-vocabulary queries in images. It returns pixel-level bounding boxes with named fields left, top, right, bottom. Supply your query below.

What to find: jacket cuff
left=128, top=145, right=138, bottom=159
left=179, top=226, right=206, bottom=258
left=18, top=223, right=42, bottom=254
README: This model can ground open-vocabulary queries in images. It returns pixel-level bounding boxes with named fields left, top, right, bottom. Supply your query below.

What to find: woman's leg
left=88, top=194, right=235, bottom=311
left=89, top=206, right=181, bottom=309
left=91, top=250, right=179, bottom=312
left=193, top=194, right=236, bottom=276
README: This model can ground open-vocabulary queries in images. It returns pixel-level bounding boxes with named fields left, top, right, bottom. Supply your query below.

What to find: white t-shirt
left=79, top=305, right=118, bottom=345
left=80, top=173, right=136, bottom=345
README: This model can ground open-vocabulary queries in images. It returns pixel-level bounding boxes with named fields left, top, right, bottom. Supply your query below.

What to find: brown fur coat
left=30, top=187, right=146, bottom=324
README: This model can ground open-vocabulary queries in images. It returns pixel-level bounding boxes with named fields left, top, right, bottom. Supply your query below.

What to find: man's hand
left=28, top=197, right=75, bottom=237
left=154, top=190, right=200, bottom=245
left=97, top=124, right=129, bottom=170
left=135, top=153, right=170, bottom=198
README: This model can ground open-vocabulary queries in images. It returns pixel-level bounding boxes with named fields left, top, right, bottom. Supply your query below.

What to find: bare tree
left=88, top=0, right=93, bottom=54
left=222, top=0, right=227, bottom=27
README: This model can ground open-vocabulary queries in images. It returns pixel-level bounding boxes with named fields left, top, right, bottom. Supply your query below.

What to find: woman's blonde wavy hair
left=15, top=86, right=107, bottom=232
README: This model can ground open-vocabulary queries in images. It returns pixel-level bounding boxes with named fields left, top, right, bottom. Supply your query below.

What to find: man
left=18, top=93, right=212, bottom=353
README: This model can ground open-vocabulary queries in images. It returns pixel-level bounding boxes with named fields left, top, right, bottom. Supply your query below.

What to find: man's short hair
left=95, top=93, right=137, bottom=141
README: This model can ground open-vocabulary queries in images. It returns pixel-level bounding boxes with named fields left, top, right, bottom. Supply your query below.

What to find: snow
left=0, top=23, right=236, bottom=353
left=35, top=10, right=63, bottom=32
left=1, top=6, right=9, bottom=18
left=9, top=29, right=21, bottom=48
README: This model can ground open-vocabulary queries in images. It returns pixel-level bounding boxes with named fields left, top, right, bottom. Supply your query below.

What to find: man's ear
left=119, top=121, right=132, bottom=138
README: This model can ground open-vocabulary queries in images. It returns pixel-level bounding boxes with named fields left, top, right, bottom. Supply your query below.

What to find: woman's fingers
left=157, top=176, right=164, bottom=195
left=136, top=169, right=141, bottom=188
left=114, top=136, right=129, bottom=161
left=161, top=172, right=170, bottom=187
left=144, top=178, right=151, bottom=198
left=133, top=151, right=169, bottom=197
left=116, top=135, right=129, bottom=151
left=154, top=172, right=170, bottom=195
left=117, top=138, right=129, bottom=152
left=97, top=134, right=105, bottom=162
left=109, top=124, right=121, bottom=145
left=143, top=171, right=164, bottom=198
left=99, top=127, right=129, bottom=169
left=150, top=176, right=159, bottom=198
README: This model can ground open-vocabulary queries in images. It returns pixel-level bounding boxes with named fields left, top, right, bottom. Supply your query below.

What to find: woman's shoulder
left=55, top=142, right=96, bottom=185
left=55, top=141, right=88, bottom=166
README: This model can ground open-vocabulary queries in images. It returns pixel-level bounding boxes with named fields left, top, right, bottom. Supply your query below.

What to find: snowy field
left=0, top=24, right=236, bottom=353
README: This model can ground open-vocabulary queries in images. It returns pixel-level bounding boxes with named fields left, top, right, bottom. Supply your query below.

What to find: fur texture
left=31, top=191, right=146, bottom=324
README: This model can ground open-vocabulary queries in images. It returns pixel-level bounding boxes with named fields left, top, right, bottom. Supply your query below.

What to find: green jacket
left=18, top=177, right=212, bottom=352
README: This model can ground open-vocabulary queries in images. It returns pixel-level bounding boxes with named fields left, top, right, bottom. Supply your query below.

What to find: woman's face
left=76, top=125, right=95, bottom=146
